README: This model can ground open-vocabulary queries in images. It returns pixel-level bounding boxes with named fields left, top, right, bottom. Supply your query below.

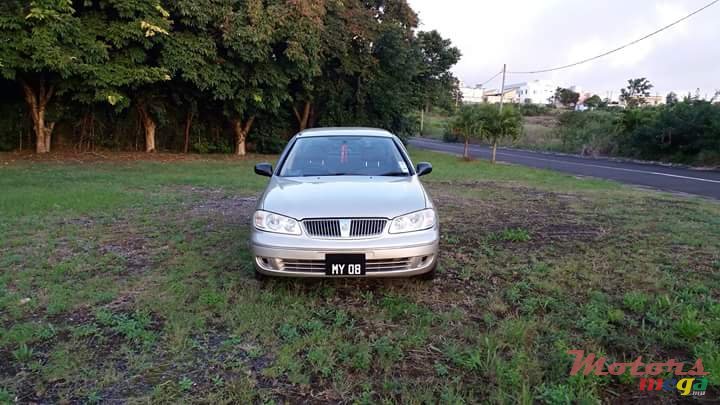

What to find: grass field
left=1, top=149, right=719, bottom=403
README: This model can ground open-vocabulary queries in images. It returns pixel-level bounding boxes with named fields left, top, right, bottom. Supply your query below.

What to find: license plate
left=325, top=254, right=366, bottom=276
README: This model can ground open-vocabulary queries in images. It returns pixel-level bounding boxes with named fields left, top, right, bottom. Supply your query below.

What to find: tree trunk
left=420, top=108, right=425, bottom=135
left=136, top=103, right=157, bottom=152
left=463, top=138, right=469, bottom=160
left=491, top=141, right=498, bottom=164
left=232, top=116, right=255, bottom=156
left=20, top=79, right=55, bottom=154
left=183, top=110, right=194, bottom=153
left=293, top=101, right=312, bottom=131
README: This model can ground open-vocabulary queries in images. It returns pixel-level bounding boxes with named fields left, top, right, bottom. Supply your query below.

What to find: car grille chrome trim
left=279, top=258, right=412, bottom=273
left=303, top=219, right=387, bottom=238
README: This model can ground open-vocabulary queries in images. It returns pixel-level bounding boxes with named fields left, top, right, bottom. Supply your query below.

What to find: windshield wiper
left=377, top=172, right=409, bottom=177
left=300, top=173, right=351, bottom=177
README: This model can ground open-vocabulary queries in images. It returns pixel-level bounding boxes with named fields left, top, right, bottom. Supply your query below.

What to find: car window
left=279, top=136, right=411, bottom=177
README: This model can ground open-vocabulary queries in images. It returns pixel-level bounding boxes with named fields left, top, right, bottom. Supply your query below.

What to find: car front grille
left=303, top=219, right=387, bottom=238
left=350, top=219, right=386, bottom=237
left=304, top=219, right=342, bottom=238
left=279, top=258, right=412, bottom=273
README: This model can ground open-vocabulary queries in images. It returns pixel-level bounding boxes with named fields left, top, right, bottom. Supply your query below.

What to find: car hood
left=259, top=176, right=429, bottom=219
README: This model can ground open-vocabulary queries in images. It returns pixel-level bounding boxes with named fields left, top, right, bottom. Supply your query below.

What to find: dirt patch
left=99, top=236, right=158, bottom=274
left=429, top=180, right=606, bottom=247
left=424, top=180, right=610, bottom=300
left=184, top=188, right=257, bottom=226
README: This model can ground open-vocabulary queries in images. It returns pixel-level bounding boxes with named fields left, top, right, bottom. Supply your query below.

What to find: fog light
left=257, top=257, right=279, bottom=270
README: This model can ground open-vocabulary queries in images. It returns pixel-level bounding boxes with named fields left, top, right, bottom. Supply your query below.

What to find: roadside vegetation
left=431, top=78, right=720, bottom=166
left=2, top=149, right=718, bottom=403
left=437, top=104, right=720, bottom=166
left=448, top=104, right=522, bottom=162
left=556, top=99, right=720, bottom=165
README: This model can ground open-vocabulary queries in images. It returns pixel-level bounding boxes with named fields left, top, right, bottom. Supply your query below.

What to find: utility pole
left=492, top=63, right=507, bottom=164
left=498, top=63, right=507, bottom=112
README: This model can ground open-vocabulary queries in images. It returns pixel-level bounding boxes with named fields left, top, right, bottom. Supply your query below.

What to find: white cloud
left=408, top=0, right=720, bottom=93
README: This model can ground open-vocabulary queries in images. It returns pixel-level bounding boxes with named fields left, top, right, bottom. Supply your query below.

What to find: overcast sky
left=408, top=0, right=720, bottom=98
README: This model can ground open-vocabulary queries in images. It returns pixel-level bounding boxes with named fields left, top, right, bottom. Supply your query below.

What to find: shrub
left=556, top=110, right=622, bottom=156
left=621, top=101, right=720, bottom=163
left=518, top=103, right=550, bottom=117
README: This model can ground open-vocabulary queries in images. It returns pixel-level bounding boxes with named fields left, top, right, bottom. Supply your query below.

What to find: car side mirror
left=416, top=162, right=432, bottom=177
left=254, top=163, right=273, bottom=177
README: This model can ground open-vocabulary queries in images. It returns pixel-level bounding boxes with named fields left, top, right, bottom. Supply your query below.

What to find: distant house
left=483, top=87, right=519, bottom=104
left=509, top=80, right=557, bottom=105
left=459, top=85, right=485, bottom=104
left=642, top=95, right=665, bottom=106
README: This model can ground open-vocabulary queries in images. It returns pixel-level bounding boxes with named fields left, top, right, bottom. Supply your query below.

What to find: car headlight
left=253, top=210, right=301, bottom=235
left=389, top=209, right=436, bottom=234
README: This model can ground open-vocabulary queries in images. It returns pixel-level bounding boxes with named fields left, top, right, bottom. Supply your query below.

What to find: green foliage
left=556, top=100, right=720, bottom=164
left=449, top=103, right=523, bottom=157
left=449, top=104, right=492, bottom=148
left=0, top=387, right=13, bottom=403
left=495, top=228, right=531, bottom=243
left=518, top=103, right=550, bottom=116
left=0, top=96, right=27, bottom=151
left=620, top=78, right=653, bottom=108
left=0, top=0, right=461, bottom=152
left=584, top=95, right=603, bottom=109
left=620, top=100, right=720, bottom=164
left=178, top=376, right=193, bottom=391
left=622, top=291, right=648, bottom=313
left=415, top=30, right=462, bottom=111
left=486, top=105, right=523, bottom=145
left=554, top=87, right=579, bottom=108
left=556, top=110, right=621, bottom=156
left=12, top=343, right=34, bottom=364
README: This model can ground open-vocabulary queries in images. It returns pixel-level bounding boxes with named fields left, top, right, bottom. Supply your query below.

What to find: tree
left=487, top=105, right=522, bottom=163
left=284, top=0, right=326, bottom=131
left=0, top=0, right=171, bottom=154
left=0, top=0, right=462, bottom=154
left=584, top=95, right=602, bottom=109
left=0, top=0, right=95, bottom=153
left=82, top=1, right=172, bottom=153
left=666, top=92, right=679, bottom=106
left=164, top=0, right=295, bottom=156
left=414, top=30, right=461, bottom=133
left=449, top=104, right=488, bottom=160
left=709, top=90, right=719, bottom=104
left=620, top=78, right=653, bottom=108
left=554, top=87, right=580, bottom=109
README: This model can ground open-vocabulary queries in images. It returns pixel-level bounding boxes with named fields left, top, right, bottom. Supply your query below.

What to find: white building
left=507, top=80, right=557, bottom=105
left=459, top=85, right=485, bottom=104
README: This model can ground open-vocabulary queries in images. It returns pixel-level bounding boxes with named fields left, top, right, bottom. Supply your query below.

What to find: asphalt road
left=410, top=137, right=720, bottom=199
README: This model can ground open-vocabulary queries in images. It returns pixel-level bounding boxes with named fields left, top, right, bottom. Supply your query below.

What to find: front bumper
left=250, top=226, right=439, bottom=278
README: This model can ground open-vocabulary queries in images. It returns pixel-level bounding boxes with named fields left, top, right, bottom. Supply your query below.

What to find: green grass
left=1, top=151, right=719, bottom=402
left=419, top=112, right=451, bottom=139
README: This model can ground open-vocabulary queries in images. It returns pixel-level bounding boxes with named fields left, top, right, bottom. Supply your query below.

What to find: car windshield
left=279, top=136, right=412, bottom=177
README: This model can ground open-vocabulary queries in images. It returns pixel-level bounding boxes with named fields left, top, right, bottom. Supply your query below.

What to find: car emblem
left=339, top=219, right=351, bottom=237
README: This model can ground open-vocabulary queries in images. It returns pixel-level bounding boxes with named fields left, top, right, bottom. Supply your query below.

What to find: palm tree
left=487, top=106, right=522, bottom=163
left=449, top=104, right=491, bottom=160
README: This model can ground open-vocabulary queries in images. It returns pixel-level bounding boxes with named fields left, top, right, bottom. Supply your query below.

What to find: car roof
left=296, top=127, right=395, bottom=138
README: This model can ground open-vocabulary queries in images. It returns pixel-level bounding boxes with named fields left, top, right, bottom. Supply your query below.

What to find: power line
left=508, top=0, right=720, bottom=74
left=479, top=70, right=502, bottom=87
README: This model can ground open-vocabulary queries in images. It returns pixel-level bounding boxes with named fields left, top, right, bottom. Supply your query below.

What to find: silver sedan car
left=251, top=127, right=439, bottom=279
